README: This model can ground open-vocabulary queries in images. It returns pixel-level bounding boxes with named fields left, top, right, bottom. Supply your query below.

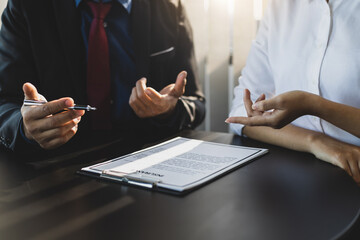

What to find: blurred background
left=0, top=0, right=268, bottom=133
left=184, top=0, right=268, bottom=133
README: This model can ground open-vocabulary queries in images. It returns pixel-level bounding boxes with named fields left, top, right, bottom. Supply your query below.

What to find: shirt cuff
left=19, top=119, right=39, bottom=145
left=148, top=100, right=183, bottom=130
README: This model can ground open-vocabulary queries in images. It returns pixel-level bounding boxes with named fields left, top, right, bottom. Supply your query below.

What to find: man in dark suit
left=0, top=0, right=205, bottom=151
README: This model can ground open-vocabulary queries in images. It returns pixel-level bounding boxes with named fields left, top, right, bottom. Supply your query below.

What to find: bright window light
left=254, top=0, right=263, bottom=21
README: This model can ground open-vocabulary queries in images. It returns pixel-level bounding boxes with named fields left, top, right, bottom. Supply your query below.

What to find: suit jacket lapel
left=52, top=0, right=87, bottom=103
left=131, top=0, right=151, bottom=80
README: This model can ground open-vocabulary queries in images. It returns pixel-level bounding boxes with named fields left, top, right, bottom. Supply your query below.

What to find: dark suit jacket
left=0, top=0, right=205, bottom=152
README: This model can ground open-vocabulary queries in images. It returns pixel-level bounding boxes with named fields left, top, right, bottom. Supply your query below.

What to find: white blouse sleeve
left=229, top=3, right=276, bottom=136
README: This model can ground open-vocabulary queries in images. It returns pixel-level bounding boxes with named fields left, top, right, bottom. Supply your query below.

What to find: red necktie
left=87, top=2, right=112, bottom=130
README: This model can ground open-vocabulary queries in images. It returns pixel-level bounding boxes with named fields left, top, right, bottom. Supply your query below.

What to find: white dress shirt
left=229, top=0, right=360, bottom=146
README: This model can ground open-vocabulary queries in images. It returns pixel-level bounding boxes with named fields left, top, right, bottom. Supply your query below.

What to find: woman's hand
left=309, top=133, right=360, bottom=186
left=226, top=90, right=316, bottom=129
left=226, top=89, right=360, bottom=186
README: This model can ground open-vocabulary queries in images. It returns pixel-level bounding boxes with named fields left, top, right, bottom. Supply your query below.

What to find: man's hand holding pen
left=21, top=82, right=85, bottom=149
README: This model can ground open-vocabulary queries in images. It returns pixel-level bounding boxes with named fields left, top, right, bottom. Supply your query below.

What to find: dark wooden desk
left=0, top=130, right=359, bottom=240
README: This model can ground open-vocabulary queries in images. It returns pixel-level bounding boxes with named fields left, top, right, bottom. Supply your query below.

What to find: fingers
left=134, top=78, right=164, bottom=106
left=36, top=109, right=84, bottom=132
left=337, top=160, right=353, bottom=178
left=25, top=97, right=75, bottom=120
left=25, top=113, right=82, bottom=150
left=37, top=117, right=80, bottom=142
left=24, top=110, right=83, bottom=138
left=225, top=116, right=267, bottom=126
left=226, top=109, right=289, bottom=129
left=23, top=82, right=40, bottom=101
left=252, top=97, right=277, bottom=112
left=226, top=89, right=268, bottom=124
left=135, top=78, right=151, bottom=105
left=225, top=116, right=251, bottom=124
left=335, top=154, right=360, bottom=185
left=243, top=89, right=254, bottom=116
left=130, top=86, right=146, bottom=111
left=145, top=87, right=162, bottom=104
left=171, top=71, right=187, bottom=98
left=38, top=119, right=80, bottom=149
left=130, top=77, right=170, bottom=118
left=130, top=73, right=186, bottom=118
left=255, top=93, right=265, bottom=103
left=349, top=160, right=360, bottom=185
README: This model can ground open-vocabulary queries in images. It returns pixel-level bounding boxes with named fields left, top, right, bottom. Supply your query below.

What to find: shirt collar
left=75, top=0, right=132, bottom=13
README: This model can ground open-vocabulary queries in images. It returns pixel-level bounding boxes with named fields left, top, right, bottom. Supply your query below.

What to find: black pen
left=23, top=100, right=97, bottom=111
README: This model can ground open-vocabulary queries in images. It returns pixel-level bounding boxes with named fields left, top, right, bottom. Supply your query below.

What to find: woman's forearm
left=313, top=96, right=360, bottom=138
left=243, top=124, right=318, bottom=153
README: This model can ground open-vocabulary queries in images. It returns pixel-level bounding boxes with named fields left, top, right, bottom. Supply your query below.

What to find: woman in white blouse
left=226, top=0, right=360, bottom=185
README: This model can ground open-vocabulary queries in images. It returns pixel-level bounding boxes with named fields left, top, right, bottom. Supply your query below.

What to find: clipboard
left=78, top=137, right=268, bottom=195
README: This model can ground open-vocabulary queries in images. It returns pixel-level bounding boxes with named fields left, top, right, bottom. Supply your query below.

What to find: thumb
left=23, top=82, right=40, bottom=101
left=171, top=71, right=187, bottom=97
left=252, top=98, right=277, bottom=111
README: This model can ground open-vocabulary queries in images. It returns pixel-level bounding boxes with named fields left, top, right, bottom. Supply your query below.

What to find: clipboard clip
left=101, top=170, right=161, bottom=189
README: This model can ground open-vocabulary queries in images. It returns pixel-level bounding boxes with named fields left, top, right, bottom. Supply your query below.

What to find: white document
left=81, top=137, right=268, bottom=192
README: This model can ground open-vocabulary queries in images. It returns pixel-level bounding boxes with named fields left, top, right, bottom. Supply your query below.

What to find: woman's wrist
left=304, top=92, right=323, bottom=116
left=304, top=130, right=323, bottom=155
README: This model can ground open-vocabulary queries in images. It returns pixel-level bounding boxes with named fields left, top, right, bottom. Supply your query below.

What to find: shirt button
left=103, top=22, right=108, bottom=28
left=110, top=100, right=114, bottom=105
